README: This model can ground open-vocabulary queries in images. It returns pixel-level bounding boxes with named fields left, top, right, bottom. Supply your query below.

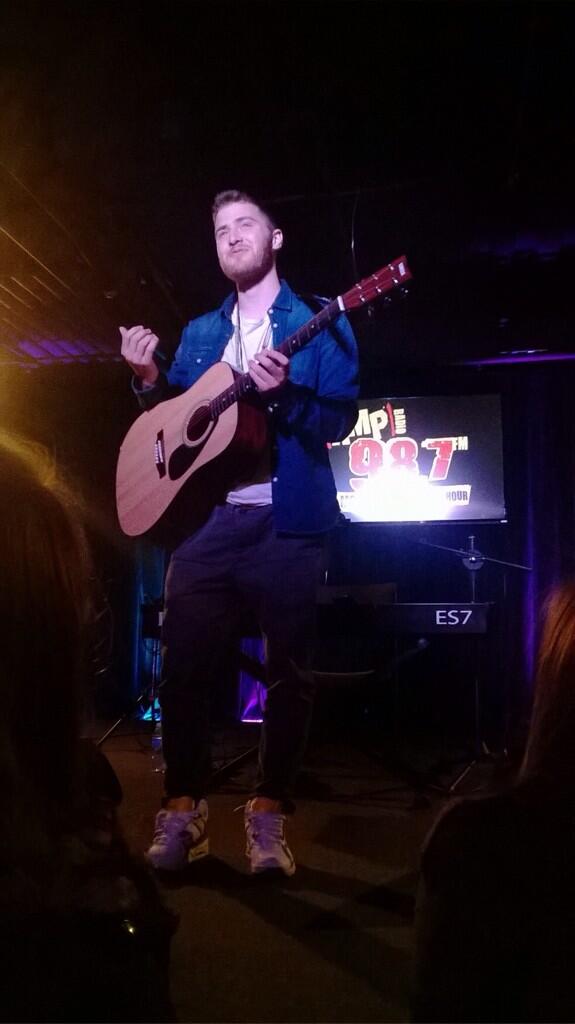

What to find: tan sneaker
left=244, top=800, right=296, bottom=876
left=146, top=801, right=209, bottom=870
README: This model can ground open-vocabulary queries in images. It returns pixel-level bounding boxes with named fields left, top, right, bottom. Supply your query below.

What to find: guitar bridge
left=154, top=430, right=166, bottom=478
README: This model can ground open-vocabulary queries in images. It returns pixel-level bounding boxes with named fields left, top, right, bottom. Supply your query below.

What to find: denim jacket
left=134, top=279, right=359, bottom=533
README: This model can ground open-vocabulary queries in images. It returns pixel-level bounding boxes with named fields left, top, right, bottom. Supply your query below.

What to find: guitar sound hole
left=186, top=405, right=212, bottom=444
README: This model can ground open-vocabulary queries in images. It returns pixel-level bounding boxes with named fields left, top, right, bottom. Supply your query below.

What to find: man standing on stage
left=120, top=190, right=359, bottom=874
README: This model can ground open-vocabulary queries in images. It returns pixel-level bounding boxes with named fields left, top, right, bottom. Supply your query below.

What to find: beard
left=221, top=241, right=276, bottom=288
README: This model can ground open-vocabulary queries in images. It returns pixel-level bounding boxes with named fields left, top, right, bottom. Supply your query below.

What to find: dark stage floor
left=88, top=711, right=501, bottom=1024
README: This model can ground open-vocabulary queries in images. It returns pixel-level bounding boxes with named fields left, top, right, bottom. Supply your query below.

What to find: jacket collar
left=220, top=278, right=293, bottom=318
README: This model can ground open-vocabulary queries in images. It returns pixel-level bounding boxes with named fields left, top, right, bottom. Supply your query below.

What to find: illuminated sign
left=328, top=394, right=506, bottom=523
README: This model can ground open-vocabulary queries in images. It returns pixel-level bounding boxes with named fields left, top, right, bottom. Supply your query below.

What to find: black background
left=0, top=0, right=574, bottom=370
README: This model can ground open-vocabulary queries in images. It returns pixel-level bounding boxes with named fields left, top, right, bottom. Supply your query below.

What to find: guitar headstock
left=340, top=256, right=412, bottom=311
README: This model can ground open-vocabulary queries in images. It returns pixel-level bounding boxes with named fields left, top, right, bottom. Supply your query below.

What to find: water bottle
left=151, top=719, right=165, bottom=773
left=151, top=719, right=163, bottom=755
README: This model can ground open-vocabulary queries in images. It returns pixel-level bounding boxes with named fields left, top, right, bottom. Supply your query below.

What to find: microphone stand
left=419, top=534, right=531, bottom=604
left=417, top=535, right=531, bottom=793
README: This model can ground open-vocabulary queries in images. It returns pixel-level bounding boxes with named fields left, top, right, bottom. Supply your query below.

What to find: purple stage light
left=237, top=637, right=266, bottom=723
left=463, top=352, right=575, bottom=367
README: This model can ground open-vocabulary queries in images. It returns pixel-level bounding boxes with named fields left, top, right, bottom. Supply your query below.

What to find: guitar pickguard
left=168, top=439, right=205, bottom=480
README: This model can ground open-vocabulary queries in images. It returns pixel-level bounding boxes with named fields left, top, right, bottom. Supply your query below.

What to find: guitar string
left=213, top=275, right=398, bottom=416
left=214, top=299, right=337, bottom=415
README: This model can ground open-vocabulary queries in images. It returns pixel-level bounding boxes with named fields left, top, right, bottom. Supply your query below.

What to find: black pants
left=160, top=503, right=325, bottom=809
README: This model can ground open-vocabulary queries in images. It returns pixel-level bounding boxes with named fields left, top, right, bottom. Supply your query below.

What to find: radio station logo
left=329, top=401, right=472, bottom=516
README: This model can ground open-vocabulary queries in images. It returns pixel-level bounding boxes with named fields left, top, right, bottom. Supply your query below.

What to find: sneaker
left=244, top=800, right=296, bottom=877
left=146, top=801, right=209, bottom=871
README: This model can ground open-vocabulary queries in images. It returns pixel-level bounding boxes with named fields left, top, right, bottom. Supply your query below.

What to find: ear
left=271, top=229, right=283, bottom=251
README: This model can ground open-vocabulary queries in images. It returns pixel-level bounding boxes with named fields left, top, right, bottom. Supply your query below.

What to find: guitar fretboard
left=208, top=298, right=341, bottom=418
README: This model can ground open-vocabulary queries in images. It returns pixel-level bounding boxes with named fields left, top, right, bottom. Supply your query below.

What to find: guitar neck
left=208, top=256, right=412, bottom=419
left=209, top=297, right=342, bottom=418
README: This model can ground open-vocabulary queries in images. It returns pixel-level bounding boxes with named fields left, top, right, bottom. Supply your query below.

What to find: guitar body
left=116, top=362, right=268, bottom=537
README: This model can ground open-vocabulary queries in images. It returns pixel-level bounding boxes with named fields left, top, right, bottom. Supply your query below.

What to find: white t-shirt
left=221, top=306, right=273, bottom=505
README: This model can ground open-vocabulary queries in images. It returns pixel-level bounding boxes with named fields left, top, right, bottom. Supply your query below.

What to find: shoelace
left=245, top=811, right=286, bottom=849
left=154, top=809, right=204, bottom=844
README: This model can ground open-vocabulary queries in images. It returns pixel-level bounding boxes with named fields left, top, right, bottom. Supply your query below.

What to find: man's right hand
left=120, top=325, right=161, bottom=386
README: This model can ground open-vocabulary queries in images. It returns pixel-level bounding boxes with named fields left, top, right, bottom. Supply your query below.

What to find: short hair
left=212, top=189, right=278, bottom=229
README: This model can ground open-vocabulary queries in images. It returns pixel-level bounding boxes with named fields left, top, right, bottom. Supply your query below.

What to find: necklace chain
left=235, top=306, right=272, bottom=372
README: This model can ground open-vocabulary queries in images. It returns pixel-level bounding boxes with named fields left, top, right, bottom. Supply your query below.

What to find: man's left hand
left=248, top=349, right=289, bottom=393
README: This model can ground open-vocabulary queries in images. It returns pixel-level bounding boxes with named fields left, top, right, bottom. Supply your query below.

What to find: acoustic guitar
left=116, top=256, right=412, bottom=537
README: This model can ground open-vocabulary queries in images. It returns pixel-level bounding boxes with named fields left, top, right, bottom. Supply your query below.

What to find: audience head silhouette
left=412, top=577, right=575, bottom=1024
left=520, top=580, right=575, bottom=785
left=0, top=430, right=176, bottom=1022
left=0, top=430, right=93, bottom=860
